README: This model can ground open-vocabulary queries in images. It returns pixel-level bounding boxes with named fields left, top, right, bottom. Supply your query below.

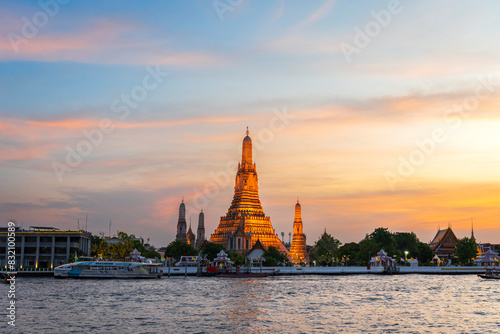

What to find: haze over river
left=2, top=275, right=499, bottom=333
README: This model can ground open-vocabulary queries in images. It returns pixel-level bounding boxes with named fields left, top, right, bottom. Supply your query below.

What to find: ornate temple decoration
left=210, top=129, right=288, bottom=255
left=289, top=200, right=308, bottom=264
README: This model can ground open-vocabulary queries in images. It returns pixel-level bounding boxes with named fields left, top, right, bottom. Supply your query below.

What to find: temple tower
left=175, top=199, right=187, bottom=243
left=289, top=200, right=308, bottom=264
left=195, top=209, right=206, bottom=250
left=210, top=128, right=288, bottom=255
left=187, top=221, right=196, bottom=246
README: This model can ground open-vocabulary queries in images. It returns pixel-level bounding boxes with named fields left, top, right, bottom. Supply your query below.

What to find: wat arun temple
left=177, top=129, right=308, bottom=263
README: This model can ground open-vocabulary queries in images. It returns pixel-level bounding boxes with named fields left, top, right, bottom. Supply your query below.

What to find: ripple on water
left=7, top=275, right=500, bottom=333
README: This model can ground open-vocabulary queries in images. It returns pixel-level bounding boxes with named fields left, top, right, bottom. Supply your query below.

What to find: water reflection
left=4, top=275, right=500, bottom=333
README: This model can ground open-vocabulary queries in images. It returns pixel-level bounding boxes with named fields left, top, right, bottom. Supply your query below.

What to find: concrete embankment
left=0, top=270, right=54, bottom=277
left=2, top=266, right=485, bottom=278
left=159, top=266, right=487, bottom=277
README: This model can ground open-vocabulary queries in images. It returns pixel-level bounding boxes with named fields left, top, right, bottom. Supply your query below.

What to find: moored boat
left=478, top=268, right=500, bottom=280
left=217, top=269, right=279, bottom=278
left=54, top=261, right=162, bottom=279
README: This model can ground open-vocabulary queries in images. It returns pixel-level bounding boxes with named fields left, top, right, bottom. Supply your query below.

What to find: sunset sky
left=1, top=0, right=500, bottom=248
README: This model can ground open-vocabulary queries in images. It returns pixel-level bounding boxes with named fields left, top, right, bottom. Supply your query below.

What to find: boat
left=1, top=273, right=10, bottom=284
left=217, top=269, right=279, bottom=278
left=54, top=261, right=162, bottom=279
left=478, top=268, right=500, bottom=280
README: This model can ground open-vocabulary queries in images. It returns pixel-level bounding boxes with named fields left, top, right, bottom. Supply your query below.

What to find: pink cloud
left=0, top=16, right=223, bottom=66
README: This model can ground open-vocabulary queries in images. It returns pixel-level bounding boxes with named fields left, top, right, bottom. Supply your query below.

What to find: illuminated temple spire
left=210, top=129, right=288, bottom=255
left=187, top=220, right=195, bottom=246
left=289, top=199, right=308, bottom=265
left=242, top=126, right=252, bottom=165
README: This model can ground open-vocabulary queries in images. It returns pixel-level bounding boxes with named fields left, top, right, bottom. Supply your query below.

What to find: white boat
left=54, top=261, right=162, bottom=279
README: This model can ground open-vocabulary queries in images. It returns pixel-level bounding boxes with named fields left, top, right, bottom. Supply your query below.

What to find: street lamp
left=405, top=251, right=409, bottom=262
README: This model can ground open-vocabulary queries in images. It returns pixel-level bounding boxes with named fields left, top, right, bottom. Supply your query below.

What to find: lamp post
left=405, top=251, right=409, bottom=265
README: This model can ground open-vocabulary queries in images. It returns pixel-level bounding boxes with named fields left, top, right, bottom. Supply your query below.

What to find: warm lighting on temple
left=210, top=129, right=288, bottom=255
left=289, top=200, right=308, bottom=265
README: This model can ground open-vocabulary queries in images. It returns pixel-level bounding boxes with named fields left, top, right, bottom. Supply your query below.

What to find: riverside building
left=0, top=226, right=92, bottom=269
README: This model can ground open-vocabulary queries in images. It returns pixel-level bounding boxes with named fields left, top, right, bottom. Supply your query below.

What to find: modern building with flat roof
left=0, top=225, right=92, bottom=269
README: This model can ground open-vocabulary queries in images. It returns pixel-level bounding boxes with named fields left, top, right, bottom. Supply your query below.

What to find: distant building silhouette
left=175, top=199, right=187, bottom=243
left=195, top=209, right=206, bottom=250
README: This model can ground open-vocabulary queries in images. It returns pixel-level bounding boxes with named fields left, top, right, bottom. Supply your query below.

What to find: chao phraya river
left=3, top=274, right=500, bottom=333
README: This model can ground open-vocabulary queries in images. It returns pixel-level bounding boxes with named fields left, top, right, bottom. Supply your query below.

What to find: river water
left=2, top=274, right=500, bottom=333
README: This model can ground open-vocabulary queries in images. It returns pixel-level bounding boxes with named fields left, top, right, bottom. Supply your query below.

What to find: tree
left=200, top=242, right=225, bottom=261
left=310, top=232, right=341, bottom=266
left=394, top=232, right=419, bottom=257
left=228, top=251, right=246, bottom=266
left=358, top=227, right=399, bottom=264
left=455, top=237, right=478, bottom=265
left=262, top=246, right=287, bottom=267
left=91, top=233, right=110, bottom=258
left=164, top=240, right=198, bottom=260
left=416, top=242, right=434, bottom=265
left=338, top=242, right=360, bottom=266
left=393, top=231, right=435, bottom=265
left=90, top=231, right=161, bottom=260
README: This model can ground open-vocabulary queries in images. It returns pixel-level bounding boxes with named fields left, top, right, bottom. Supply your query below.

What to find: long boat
left=478, top=268, right=500, bottom=280
left=216, top=268, right=279, bottom=278
left=54, top=261, right=161, bottom=279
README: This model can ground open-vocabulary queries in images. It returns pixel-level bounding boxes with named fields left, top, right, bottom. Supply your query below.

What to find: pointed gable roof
left=430, top=228, right=458, bottom=248
left=249, top=239, right=266, bottom=253
left=429, top=227, right=459, bottom=257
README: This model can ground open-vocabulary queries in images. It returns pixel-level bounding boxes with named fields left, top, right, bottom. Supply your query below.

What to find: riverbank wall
left=159, top=266, right=487, bottom=276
